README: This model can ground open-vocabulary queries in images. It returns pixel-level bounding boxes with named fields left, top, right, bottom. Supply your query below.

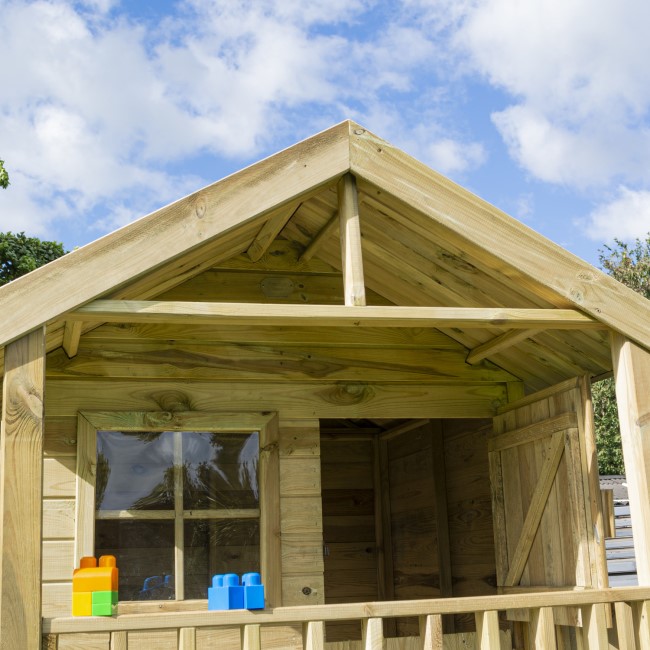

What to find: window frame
left=75, top=411, right=280, bottom=607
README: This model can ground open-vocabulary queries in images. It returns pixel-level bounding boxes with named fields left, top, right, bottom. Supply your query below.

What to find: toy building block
left=208, top=573, right=244, bottom=610
left=72, top=554, right=119, bottom=616
left=242, top=572, right=265, bottom=610
left=91, top=591, right=117, bottom=616
left=72, top=591, right=92, bottom=617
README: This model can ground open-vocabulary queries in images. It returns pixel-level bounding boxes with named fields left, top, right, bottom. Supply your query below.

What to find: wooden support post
left=302, top=621, right=325, bottom=650
left=337, top=173, right=366, bottom=306
left=362, top=617, right=385, bottom=650
left=611, top=333, right=650, bottom=584
left=475, top=610, right=501, bottom=650
left=530, top=607, right=556, bottom=650
left=0, top=328, right=45, bottom=650
left=110, top=631, right=127, bottom=650
left=377, top=438, right=396, bottom=637
left=614, top=601, right=636, bottom=650
left=634, top=600, right=650, bottom=650
left=431, top=421, right=454, bottom=634
left=601, top=490, right=615, bottom=539
left=419, top=614, right=443, bottom=650
left=259, top=415, right=281, bottom=607
left=179, top=627, right=196, bottom=650
left=241, top=624, right=261, bottom=650
left=582, top=604, right=609, bottom=650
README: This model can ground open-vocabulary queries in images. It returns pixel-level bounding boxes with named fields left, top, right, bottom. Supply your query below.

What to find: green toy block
left=91, top=590, right=117, bottom=616
left=92, top=590, right=118, bottom=605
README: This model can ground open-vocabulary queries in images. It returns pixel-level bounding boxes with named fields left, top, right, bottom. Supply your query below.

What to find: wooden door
left=489, top=377, right=608, bottom=625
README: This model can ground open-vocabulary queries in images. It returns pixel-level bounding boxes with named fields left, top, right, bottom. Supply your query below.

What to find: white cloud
left=426, top=138, right=486, bottom=175
left=445, top=0, right=650, bottom=189
left=584, top=187, right=650, bottom=242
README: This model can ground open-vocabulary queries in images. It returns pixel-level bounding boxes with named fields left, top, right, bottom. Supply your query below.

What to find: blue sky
left=2, top=0, right=650, bottom=267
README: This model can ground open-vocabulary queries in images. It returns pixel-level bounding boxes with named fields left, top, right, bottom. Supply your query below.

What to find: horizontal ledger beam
left=66, top=301, right=606, bottom=330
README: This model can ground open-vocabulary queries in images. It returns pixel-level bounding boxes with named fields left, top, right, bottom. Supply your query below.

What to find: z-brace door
left=489, top=377, right=608, bottom=626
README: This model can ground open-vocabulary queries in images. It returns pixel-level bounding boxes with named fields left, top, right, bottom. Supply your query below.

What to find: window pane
left=183, top=432, right=259, bottom=509
left=184, top=519, right=260, bottom=599
left=96, top=431, right=175, bottom=511
left=96, top=520, right=175, bottom=601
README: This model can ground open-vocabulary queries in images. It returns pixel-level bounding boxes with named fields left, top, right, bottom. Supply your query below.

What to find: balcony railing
left=42, top=586, right=650, bottom=650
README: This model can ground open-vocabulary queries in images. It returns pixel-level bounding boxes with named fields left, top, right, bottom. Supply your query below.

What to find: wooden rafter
left=62, top=320, right=83, bottom=358
left=67, top=301, right=607, bottom=329
left=298, top=210, right=338, bottom=262
left=466, top=329, right=541, bottom=365
left=246, top=203, right=299, bottom=262
left=338, top=173, right=366, bottom=306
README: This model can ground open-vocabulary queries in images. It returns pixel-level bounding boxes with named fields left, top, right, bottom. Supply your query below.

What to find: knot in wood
left=321, top=383, right=373, bottom=405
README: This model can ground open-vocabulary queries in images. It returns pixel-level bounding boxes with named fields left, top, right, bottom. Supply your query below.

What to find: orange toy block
left=72, top=591, right=92, bottom=616
left=72, top=555, right=119, bottom=594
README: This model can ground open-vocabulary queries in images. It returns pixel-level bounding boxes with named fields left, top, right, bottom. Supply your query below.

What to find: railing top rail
left=43, top=586, right=650, bottom=635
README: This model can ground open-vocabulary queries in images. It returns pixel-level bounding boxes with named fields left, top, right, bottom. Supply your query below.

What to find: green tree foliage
left=594, top=235, right=650, bottom=474
left=0, top=231, right=67, bottom=286
left=0, top=160, right=8, bottom=189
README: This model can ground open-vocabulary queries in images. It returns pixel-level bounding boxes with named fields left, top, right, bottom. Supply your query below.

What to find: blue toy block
left=242, top=572, right=265, bottom=610
left=208, top=573, right=244, bottom=610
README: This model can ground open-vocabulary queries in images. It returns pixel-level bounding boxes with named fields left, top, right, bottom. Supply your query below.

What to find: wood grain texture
left=530, top=607, right=556, bottom=650
left=0, top=328, right=45, bottom=650
left=475, top=610, right=500, bottom=650
left=62, top=321, right=83, bottom=358
left=68, top=301, right=603, bottom=330
left=303, top=620, right=325, bottom=650
left=247, top=203, right=299, bottom=262
left=338, top=173, right=366, bottom=307
left=611, top=333, right=650, bottom=585
left=361, top=618, right=384, bottom=650
left=45, top=380, right=508, bottom=419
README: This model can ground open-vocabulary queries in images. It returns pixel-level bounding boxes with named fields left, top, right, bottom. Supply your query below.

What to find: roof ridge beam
left=66, top=301, right=606, bottom=329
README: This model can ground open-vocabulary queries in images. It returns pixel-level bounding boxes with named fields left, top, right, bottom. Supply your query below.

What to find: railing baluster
left=419, top=614, right=443, bottom=650
left=110, top=631, right=127, bottom=650
left=615, top=602, right=636, bottom=650
left=530, top=607, right=556, bottom=650
left=582, top=604, right=608, bottom=650
left=634, top=600, right=650, bottom=650
left=179, top=626, right=196, bottom=650
left=303, top=620, right=325, bottom=650
left=475, top=610, right=500, bottom=650
left=362, top=617, right=385, bottom=650
left=241, top=623, right=261, bottom=650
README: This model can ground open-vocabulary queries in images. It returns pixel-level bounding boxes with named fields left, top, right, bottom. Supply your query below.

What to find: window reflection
left=94, top=429, right=260, bottom=601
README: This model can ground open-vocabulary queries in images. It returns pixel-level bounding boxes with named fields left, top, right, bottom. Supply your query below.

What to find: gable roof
left=1, top=120, right=648, bottom=389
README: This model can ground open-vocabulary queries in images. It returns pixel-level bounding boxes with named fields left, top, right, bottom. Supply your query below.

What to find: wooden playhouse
left=1, top=121, right=650, bottom=650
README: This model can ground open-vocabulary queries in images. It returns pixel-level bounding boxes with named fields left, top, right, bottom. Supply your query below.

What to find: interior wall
left=443, top=419, right=497, bottom=631
left=321, top=435, right=378, bottom=642
left=318, top=419, right=497, bottom=639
